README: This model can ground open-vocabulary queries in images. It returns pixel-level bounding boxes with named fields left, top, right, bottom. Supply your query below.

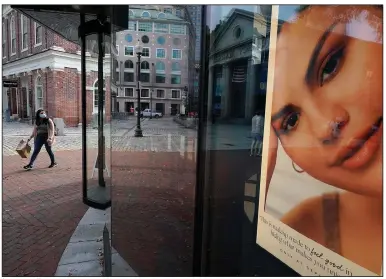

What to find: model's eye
left=319, top=46, right=345, bottom=86
left=281, top=112, right=300, bottom=133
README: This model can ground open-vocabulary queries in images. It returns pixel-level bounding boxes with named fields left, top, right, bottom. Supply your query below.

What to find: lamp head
left=135, top=39, right=143, bottom=54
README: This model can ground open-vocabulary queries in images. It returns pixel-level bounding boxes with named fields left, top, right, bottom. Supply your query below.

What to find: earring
left=292, top=161, right=304, bottom=173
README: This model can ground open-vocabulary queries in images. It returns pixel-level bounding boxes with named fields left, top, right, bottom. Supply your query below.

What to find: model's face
left=271, top=6, right=383, bottom=197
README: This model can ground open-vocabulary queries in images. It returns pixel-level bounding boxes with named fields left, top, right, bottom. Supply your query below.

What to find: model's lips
left=331, top=117, right=382, bottom=169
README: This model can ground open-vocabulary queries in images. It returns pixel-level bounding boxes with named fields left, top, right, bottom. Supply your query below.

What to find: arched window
left=141, top=11, right=150, bottom=18
left=141, top=61, right=150, bottom=70
left=172, top=62, right=180, bottom=71
left=129, top=9, right=134, bottom=17
left=10, top=16, right=16, bottom=54
left=155, top=61, right=165, bottom=72
left=124, top=60, right=134, bottom=69
left=93, top=79, right=106, bottom=113
left=158, top=12, right=166, bottom=19
left=35, top=76, right=43, bottom=109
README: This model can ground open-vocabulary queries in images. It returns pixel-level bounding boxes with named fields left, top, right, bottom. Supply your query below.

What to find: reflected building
left=208, top=8, right=270, bottom=122
left=113, top=5, right=195, bottom=116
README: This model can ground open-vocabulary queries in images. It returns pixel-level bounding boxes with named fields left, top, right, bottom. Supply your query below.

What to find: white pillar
left=245, top=58, right=255, bottom=120
left=207, top=66, right=214, bottom=121
left=221, top=64, right=230, bottom=118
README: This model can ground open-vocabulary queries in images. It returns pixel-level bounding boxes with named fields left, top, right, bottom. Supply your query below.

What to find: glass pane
left=111, top=4, right=198, bottom=276
left=200, top=5, right=298, bottom=276
left=84, top=30, right=112, bottom=208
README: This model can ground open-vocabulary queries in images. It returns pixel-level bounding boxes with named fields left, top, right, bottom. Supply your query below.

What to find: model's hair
left=35, top=109, right=48, bottom=126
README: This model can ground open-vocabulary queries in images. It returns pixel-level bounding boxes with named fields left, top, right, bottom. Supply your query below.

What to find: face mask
left=39, top=113, right=47, bottom=119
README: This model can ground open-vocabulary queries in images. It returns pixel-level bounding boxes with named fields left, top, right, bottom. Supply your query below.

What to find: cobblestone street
left=3, top=117, right=198, bottom=156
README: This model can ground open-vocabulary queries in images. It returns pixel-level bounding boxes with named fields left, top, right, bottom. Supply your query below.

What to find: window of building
left=170, top=24, right=185, bottom=35
left=172, top=62, right=181, bottom=71
left=141, top=35, right=149, bottom=44
left=124, top=60, right=134, bottom=69
left=113, top=59, right=119, bottom=83
left=173, top=38, right=181, bottom=45
left=155, top=61, right=165, bottom=72
left=158, top=13, right=166, bottom=19
left=128, top=21, right=137, bottom=31
left=115, top=45, right=119, bottom=55
left=10, top=16, right=16, bottom=54
left=125, top=87, right=134, bottom=97
left=171, top=75, right=181, bottom=84
left=142, top=47, right=150, bottom=58
left=141, top=61, right=150, bottom=70
left=171, top=89, right=181, bottom=99
left=21, top=15, right=28, bottom=51
left=2, top=22, right=6, bottom=57
left=156, top=89, right=165, bottom=98
left=172, top=49, right=182, bottom=60
left=140, top=73, right=150, bottom=82
left=164, top=7, right=172, bottom=14
left=156, top=74, right=166, bottom=83
left=35, top=22, right=42, bottom=46
left=138, top=22, right=152, bottom=32
left=35, top=76, right=43, bottom=109
left=141, top=11, right=151, bottom=18
left=141, top=88, right=150, bottom=98
left=129, top=9, right=134, bottom=17
left=156, top=48, right=166, bottom=59
left=93, top=79, right=106, bottom=112
left=154, top=23, right=169, bottom=33
left=125, top=34, right=133, bottom=42
left=157, top=36, right=166, bottom=45
left=175, top=8, right=182, bottom=18
left=124, top=72, right=134, bottom=82
left=125, top=46, right=134, bottom=56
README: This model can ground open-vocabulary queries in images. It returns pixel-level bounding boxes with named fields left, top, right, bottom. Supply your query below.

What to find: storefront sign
left=214, top=50, right=234, bottom=63
left=3, top=79, right=18, bottom=88
left=256, top=5, right=382, bottom=277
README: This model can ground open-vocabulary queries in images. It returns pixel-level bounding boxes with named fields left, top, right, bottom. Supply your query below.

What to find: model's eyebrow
left=271, top=104, right=296, bottom=122
left=305, top=20, right=339, bottom=86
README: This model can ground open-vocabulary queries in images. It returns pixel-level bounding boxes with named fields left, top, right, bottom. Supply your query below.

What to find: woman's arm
left=29, top=126, right=37, bottom=141
left=48, top=119, right=55, bottom=139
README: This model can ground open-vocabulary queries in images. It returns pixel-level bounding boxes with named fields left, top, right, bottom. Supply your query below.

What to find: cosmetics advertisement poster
left=256, top=5, right=382, bottom=276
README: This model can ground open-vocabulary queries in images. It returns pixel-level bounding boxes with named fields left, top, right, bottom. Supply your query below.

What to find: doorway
left=155, top=103, right=164, bottom=114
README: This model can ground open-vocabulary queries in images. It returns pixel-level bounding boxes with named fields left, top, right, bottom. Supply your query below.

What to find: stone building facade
left=208, top=8, right=270, bottom=122
left=2, top=6, right=111, bottom=126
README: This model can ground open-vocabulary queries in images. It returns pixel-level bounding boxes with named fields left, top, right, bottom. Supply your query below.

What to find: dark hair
left=35, top=109, right=48, bottom=126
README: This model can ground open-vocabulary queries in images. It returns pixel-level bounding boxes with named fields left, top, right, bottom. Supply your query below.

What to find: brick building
left=2, top=5, right=111, bottom=127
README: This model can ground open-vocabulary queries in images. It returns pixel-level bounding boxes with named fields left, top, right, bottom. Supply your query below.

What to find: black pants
left=29, top=135, right=55, bottom=166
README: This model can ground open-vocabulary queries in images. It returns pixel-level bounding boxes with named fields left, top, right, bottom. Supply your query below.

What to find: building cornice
left=2, top=5, right=12, bottom=17
left=2, top=50, right=111, bottom=77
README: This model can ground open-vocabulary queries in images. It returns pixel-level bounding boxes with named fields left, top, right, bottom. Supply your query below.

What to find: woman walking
left=24, top=109, right=57, bottom=170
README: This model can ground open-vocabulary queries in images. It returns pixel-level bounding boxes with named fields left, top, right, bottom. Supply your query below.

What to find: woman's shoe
left=23, top=164, right=32, bottom=170
left=48, top=162, right=58, bottom=168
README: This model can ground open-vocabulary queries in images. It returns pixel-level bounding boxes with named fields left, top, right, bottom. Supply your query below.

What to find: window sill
left=21, top=47, right=28, bottom=52
left=34, top=43, right=42, bottom=47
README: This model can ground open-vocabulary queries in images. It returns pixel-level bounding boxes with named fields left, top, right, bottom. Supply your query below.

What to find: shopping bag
left=16, top=139, right=31, bottom=159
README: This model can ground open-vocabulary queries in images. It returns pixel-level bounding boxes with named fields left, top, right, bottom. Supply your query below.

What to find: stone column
left=221, top=64, right=230, bottom=118
left=207, top=66, right=214, bottom=121
left=245, top=58, right=256, bottom=121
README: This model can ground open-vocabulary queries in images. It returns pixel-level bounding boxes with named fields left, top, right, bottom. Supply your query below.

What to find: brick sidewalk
left=111, top=151, right=196, bottom=276
left=2, top=150, right=88, bottom=276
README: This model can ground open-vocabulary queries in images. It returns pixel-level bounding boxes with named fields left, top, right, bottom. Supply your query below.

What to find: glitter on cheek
left=345, top=10, right=382, bottom=44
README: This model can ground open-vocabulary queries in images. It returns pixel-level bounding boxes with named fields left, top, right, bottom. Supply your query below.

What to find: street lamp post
left=134, top=40, right=143, bottom=137
left=183, top=86, right=188, bottom=116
